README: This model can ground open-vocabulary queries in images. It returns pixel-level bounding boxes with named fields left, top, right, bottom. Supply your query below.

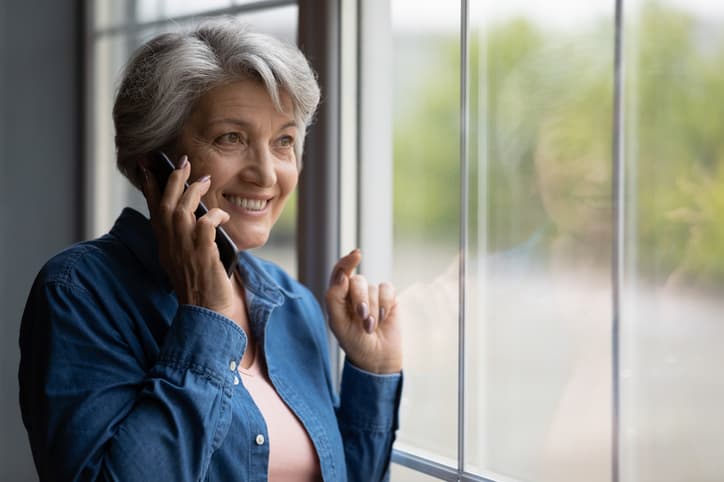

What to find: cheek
left=278, top=164, right=299, bottom=196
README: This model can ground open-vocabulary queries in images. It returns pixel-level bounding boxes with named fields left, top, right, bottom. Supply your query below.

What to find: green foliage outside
left=392, top=3, right=724, bottom=285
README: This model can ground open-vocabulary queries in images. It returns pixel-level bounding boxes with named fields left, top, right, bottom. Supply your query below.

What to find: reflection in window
left=622, top=2, right=724, bottom=481
left=466, top=2, right=615, bottom=481
left=389, top=0, right=460, bottom=467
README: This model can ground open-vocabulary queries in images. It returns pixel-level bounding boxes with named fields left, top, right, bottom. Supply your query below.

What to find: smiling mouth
left=223, top=195, right=269, bottom=212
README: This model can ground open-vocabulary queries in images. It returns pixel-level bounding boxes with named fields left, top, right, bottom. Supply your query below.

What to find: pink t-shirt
left=239, top=350, right=322, bottom=481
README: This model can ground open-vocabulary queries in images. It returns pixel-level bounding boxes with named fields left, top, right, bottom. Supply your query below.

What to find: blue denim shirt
left=19, top=208, right=401, bottom=482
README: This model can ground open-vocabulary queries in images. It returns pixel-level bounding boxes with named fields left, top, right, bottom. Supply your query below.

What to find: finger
left=177, top=174, right=212, bottom=215
left=348, top=274, right=370, bottom=322
left=329, top=249, right=362, bottom=286
left=365, top=284, right=379, bottom=334
left=193, top=208, right=230, bottom=247
left=378, top=282, right=396, bottom=322
left=159, top=155, right=191, bottom=227
left=325, top=249, right=363, bottom=326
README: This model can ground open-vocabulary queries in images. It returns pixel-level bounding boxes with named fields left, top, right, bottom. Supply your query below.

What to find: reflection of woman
left=497, top=45, right=614, bottom=482
left=19, top=19, right=401, bottom=482
left=395, top=41, right=614, bottom=481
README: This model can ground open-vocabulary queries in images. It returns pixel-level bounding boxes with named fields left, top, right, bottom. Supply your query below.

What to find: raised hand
left=141, top=155, right=236, bottom=320
left=325, top=250, right=402, bottom=374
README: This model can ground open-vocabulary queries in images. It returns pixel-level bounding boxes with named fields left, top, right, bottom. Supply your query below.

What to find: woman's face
left=176, top=79, right=299, bottom=250
left=534, top=114, right=612, bottom=241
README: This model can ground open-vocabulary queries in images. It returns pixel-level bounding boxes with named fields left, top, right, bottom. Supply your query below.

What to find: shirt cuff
left=156, top=305, right=247, bottom=385
left=338, top=359, right=403, bottom=432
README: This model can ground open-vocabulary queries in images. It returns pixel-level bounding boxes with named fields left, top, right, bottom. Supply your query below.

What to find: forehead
left=192, top=78, right=295, bottom=124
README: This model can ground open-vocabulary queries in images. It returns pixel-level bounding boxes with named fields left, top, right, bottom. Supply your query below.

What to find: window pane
left=621, top=2, right=724, bottom=481
left=390, top=0, right=460, bottom=466
left=94, top=0, right=133, bottom=30
left=391, top=464, right=443, bottom=481
left=136, top=0, right=233, bottom=23
left=466, top=1, right=615, bottom=480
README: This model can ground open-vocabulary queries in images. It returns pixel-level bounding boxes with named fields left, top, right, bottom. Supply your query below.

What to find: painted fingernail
left=356, top=302, right=369, bottom=320
left=199, top=175, right=211, bottom=183
left=364, top=316, right=376, bottom=334
left=379, top=307, right=386, bottom=321
left=177, top=155, right=189, bottom=169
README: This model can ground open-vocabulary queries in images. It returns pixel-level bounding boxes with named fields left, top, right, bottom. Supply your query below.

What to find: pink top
left=239, top=350, right=322, bottom=482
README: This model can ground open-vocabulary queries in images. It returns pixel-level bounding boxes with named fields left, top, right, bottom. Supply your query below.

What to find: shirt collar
left=109, top=207, right=295, bottom=304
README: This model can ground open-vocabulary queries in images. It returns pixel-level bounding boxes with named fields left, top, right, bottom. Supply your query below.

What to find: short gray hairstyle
left=113, top=17, right=320, bottom=189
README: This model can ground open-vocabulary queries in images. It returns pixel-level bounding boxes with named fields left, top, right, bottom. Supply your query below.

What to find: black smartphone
left=149, top=151, right=238, bottom=277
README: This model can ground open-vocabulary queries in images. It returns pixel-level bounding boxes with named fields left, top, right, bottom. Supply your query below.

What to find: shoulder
left=37, top=234, right=137, bottom=293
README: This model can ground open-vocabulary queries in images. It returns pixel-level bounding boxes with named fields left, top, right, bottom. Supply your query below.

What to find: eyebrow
left=207, top=118, right=297, bottom=131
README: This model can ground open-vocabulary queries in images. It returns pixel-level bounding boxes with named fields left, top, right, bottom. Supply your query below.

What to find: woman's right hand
left=141, top=155, right=236, bottom=319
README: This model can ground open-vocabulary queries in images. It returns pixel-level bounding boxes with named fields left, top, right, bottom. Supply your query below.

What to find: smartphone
left=149, top=151, right=238, bottom=277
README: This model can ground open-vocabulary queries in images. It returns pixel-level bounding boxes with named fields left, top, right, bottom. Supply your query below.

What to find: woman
left=19, top=18, right=402, bottom=482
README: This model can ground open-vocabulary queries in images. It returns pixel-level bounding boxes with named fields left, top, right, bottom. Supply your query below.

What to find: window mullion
left=458, top=0, right=471, bottom=477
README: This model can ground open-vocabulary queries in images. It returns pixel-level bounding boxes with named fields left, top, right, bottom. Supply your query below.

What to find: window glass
left=90, top=3, right=298, bottom=275
left=466, top=1, right=614, bottom=480
left=94, top=0, right=133, bottom=30
left=390, top=0, right=460, bottom=466
left=390, top=464, right=442, bottom=481
left=136, top=0, right=233, bottom=23
left=621, top=1, right=724, bottom=481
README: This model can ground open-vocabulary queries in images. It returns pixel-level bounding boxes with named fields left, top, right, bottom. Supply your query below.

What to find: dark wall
left=0, top=1, right=81, bottom=480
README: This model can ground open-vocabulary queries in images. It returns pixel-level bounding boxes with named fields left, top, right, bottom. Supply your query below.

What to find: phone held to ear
left=149, top=151, right=239, bottom=277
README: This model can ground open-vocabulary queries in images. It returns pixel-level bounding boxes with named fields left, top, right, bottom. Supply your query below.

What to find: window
left=86, top=0, right=298, bottom=274
left=351, top=0, right=724, bottom=481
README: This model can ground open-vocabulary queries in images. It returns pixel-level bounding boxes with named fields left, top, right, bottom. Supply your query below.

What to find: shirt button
left=233, top=376, right=239, bottom=386
left=255, top=434, right=265, bottom=446
left=229, top=360, right=237, bottom=372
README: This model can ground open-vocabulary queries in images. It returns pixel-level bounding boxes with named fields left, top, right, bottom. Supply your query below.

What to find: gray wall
left=1, top=1, right=81, bottom=480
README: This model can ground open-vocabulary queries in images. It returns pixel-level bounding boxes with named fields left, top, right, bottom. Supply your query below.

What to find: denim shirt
left=19, top=208, right=402, bottom=482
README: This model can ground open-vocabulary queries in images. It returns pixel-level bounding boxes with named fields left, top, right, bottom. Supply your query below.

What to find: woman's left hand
left=325, top=250, right=402, bottom=374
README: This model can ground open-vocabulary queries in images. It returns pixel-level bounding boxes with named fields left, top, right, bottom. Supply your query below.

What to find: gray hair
left=113, top=17, right=320, bottom=189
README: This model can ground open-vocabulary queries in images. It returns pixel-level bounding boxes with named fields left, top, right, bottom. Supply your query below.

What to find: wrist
left=346, top=355, right=402, bottom=375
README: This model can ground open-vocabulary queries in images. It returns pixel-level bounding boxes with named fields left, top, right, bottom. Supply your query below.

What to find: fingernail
left=198, top=174, right=211, bottom=183
left=379, top=307, right=386, bottom=321
left=356, top=302, right=369, bottom=320
left=349, top=248, right=360, bottom=256
left=335, top=270, right=345, bottom=285
left=177, top=155, right=189, bottom=169
left=364, top=316, right=376, bottom=334
left=140, top=167, right=149, bottom=185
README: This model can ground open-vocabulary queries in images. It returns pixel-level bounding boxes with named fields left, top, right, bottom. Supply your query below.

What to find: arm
left=20, top=279, right=245, bottom=482
left=336, top=361, right=402, bottom=482
left=324, top=250, right=404, bottom=481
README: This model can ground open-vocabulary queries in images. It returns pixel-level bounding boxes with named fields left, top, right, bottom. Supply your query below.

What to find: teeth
left=225, top=196, right=268, bottom=211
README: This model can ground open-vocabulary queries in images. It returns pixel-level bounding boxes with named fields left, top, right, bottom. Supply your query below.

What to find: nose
left=241, top=144, right=277, bottom=187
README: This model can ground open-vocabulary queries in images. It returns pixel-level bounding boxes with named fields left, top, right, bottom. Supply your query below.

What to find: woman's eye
left=277, top=136, right=294, bottom=148
left=217, top=132, right=242, bottom=144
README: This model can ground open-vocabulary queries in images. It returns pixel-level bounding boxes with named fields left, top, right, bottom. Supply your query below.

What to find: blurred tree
left=391, top=2, right=724, bottom=282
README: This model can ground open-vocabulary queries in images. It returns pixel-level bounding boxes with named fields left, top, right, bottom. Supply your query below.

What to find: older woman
left=19, top=18, right=402, bottom=482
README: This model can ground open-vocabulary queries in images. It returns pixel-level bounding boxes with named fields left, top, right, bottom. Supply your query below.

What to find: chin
left=231, top=232, right=270, bottom=251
